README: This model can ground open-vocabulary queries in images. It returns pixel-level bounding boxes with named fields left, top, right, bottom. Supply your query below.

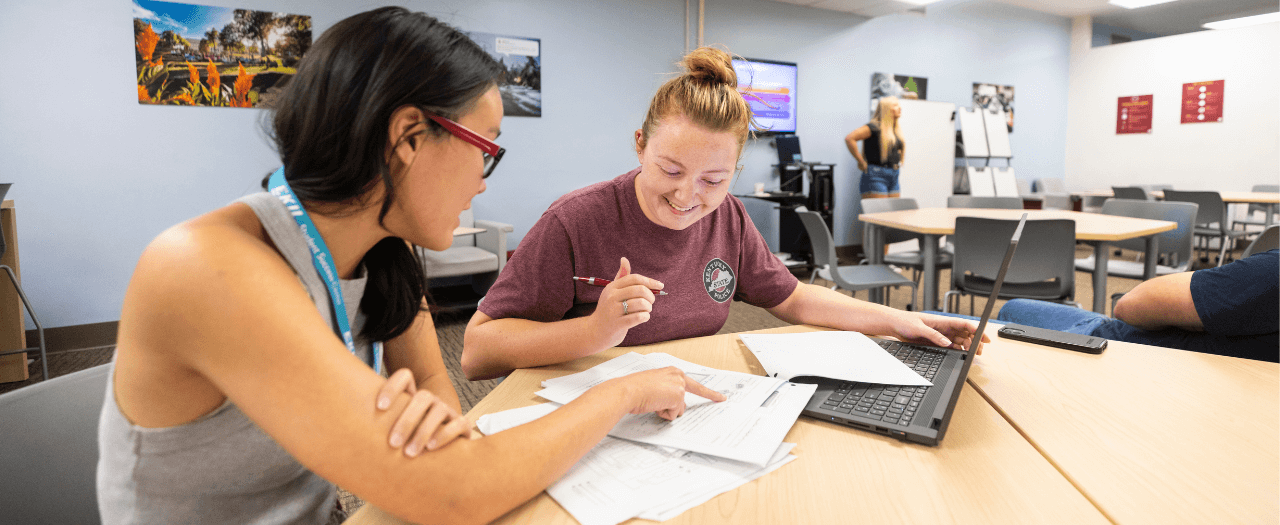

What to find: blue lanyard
left=268, top=167, right=383, bottom=374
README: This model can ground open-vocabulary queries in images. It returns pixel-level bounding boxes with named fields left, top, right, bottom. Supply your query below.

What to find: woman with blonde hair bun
left=463, top=48, right=985, bottom=380
left=846, top=95, right=906, bottom=198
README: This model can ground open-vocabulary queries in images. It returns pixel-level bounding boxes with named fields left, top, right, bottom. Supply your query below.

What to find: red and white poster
left=1181, top=80, right=1224, bottom=124
left=1117, top=95, right=1153, bottom=134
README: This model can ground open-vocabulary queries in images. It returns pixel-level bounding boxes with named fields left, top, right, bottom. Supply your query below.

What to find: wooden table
left=345, top=325, right=1108, bottom=525
left=859, top=208, right=1176, bottom=313
left=970, top=327, right=1280, bottom=524
left=1076, top=190, right=1280, bottom=228
left=453, top=226, right=486, bottom=236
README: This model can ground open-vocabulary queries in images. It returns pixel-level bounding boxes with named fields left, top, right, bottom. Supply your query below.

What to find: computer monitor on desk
left=776, top=135, right=802, bottom=166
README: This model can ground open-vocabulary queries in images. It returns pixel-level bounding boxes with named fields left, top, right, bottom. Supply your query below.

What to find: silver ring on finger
left=622, top=299, right=629, bottom=315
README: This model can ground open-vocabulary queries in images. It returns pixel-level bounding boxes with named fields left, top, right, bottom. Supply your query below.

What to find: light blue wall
left=1, top=0, right=1070, bottom=328
left=0, top=0, right=684, bottom=328
left=703, top=0, right=1071, bottom=247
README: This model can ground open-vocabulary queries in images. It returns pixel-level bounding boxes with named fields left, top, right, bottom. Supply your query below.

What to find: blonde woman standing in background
left=846, top=96, right=905, bottom=199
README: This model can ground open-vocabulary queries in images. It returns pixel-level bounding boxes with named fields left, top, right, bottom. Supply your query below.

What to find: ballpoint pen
left=572, top=276, right=668, bottom=295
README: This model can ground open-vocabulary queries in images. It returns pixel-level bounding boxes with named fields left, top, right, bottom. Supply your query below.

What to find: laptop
left=792, top=213, right=1027, bottom=446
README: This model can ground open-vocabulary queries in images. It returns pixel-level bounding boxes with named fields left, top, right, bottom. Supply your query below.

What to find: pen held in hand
left=572, top=276, right=668, bottom=296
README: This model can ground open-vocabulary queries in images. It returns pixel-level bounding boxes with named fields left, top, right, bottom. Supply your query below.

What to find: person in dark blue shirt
left=995, top=249, right=1278, bottom=362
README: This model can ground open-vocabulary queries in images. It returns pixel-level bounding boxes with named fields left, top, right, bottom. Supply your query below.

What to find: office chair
left=0, top=364, right=109, bottom=523
left=0, top=183, right=47, bottom=381
left=796, top=206, right=916, bottom=310
left=1162, top=190, right=1251, bottom=267
left=1029, top=178, right=1073, bottom=210
left=944, top=217, right=1079, bottom=315
left=860, top=197, right=952, bottom=284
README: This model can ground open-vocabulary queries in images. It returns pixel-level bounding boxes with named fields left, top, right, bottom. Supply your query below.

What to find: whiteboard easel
left=983, top=109, right=1012, bottom=158
left=957, top=108, right=989, bottom=158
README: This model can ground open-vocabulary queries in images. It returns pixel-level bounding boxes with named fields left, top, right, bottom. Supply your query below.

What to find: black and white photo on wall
left=467, top=32, right=542, bottom=117
left=973, top=82, right=1015, bottom=133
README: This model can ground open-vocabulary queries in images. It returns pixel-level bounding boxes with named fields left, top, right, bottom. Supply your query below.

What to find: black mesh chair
left=0, top=364, right=108, bottom=523
left=796, top=206, right=916, bottom=309
left=860, top=197, right=952, bottom=284
left=1163, top=190, right=1252, bottom=267
left=0, top=183, right=47, bottom=381
left=944, top=217, right=1079, bottom=314
left=1110, top=186, right=1148, bottom=200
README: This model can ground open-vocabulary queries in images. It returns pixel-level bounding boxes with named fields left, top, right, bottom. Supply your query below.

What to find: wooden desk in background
left=859, top=208, right=1176, bottom=313
left=970, top=328, right=1279, bottom=524
left=346, top=326, right=1108, bottom=525
left=0, top=200, right=26, bottom=383
left=1075, top=190, right=1280, bottom=228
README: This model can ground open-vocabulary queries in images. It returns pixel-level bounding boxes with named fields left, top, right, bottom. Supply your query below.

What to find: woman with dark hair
left=98, top=8, right=719, bottom=524
left=462, top=48, right=983, bottom=381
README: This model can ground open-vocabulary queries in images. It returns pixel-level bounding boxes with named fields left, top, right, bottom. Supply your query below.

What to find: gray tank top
left=97, top=192, right=376, bottom=524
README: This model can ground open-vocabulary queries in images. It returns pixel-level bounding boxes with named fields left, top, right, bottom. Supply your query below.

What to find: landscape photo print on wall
left=870, top=72, right=927, bottom=112
left=467, top=32, right=542, bottom=117
left=133, top=0, right=311, bottom=108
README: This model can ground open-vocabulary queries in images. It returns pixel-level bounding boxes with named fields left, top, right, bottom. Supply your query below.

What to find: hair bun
left=681, top=47, right=736, bottom=87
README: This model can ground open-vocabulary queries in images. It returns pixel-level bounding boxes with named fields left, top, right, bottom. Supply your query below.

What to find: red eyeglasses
left=425, top=113, right=505, bottom=178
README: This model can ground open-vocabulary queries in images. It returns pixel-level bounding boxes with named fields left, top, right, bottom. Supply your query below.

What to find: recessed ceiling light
left=1108, top=0, right=1178, bottom=9
left=1203, top=12, right=1280, bottom=30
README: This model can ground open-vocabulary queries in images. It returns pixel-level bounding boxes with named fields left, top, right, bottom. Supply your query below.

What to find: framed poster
left=133, top=0, right=311, bottom=108
left=870, top=72, right=927, bottom=112
left=973, top=83, right=1014, bottom=133
left=467, top=32, right=541, bottom=117
left=1117, top=95, right=1153, bottom=134
left=1181, top=80, right=1223, bottom=124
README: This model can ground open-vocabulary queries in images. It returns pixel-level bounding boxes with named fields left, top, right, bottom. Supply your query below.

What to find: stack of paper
left=475, top=352, right=816, bottom=525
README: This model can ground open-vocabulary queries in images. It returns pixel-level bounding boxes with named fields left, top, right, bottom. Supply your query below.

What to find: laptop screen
left=968, top=213, right=1027, bottom=354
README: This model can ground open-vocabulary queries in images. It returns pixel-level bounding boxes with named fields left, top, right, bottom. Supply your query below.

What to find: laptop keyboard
left=818, top=341, right=944, bottom=427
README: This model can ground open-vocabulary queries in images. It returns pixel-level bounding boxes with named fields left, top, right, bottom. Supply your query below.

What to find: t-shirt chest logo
left=702, top=258, right=735, bottom=303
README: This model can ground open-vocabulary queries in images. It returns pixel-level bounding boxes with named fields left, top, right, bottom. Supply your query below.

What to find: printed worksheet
left=476, top=402, right=798, bottom=525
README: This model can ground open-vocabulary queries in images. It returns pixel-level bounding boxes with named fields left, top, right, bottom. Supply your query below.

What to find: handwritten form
left=737, top=331, right=932, bottom=386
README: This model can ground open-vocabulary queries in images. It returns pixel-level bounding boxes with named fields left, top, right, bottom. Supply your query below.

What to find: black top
left=862, top=122, right=903, bottom=167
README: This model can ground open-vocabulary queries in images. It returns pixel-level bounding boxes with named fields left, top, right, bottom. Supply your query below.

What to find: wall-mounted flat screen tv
left=732, top=57, right=797, bottom=135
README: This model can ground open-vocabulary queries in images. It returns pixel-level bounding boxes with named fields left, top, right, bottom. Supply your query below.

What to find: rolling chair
left=944, top=217, right=1079, bottom=315
left=0, top=183, right=47, bottom=382
left=0, top=363, right=110, bottom=523
left=796, top=206, right=916, bottom=309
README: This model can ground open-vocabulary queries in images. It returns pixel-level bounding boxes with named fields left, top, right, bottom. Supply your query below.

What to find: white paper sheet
left=476, top=402, right=799, bottom=525
left=535, top=353, right=804, bottom=465
left=738, top=331, right=932, bottom=386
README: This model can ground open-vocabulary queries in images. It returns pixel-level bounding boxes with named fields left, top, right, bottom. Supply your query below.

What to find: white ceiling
left=766, top=0, right=1279, bottom=36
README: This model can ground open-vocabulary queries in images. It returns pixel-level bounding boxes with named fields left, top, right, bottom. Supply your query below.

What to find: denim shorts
left=860, top=164, right=900, bottom=196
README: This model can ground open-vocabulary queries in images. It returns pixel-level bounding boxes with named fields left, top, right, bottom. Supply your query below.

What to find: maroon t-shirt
left=479, top=168, right=799, bottom=347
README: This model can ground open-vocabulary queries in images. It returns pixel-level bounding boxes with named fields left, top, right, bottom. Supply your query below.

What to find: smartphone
left=997, top=323, right=1107, bottom=354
